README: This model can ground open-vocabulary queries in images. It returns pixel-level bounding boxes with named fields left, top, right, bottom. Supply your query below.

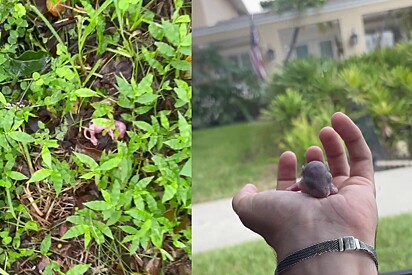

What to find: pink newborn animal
left=286, top=160, right=338, bottom=198
left=84, top=120, right=126, bottom=146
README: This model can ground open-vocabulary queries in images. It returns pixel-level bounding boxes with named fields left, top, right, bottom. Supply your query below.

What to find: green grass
left=193, top=212, right=412, bottom=274
left=193, top=239, right=276, bottom=274
left=193, top=121, right=279, bottom=203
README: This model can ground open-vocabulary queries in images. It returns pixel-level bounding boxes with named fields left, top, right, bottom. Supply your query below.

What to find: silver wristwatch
left=274, top=236, right=378, bottom=275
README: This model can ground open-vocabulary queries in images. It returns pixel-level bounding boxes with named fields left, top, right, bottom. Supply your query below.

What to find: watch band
left=274, top=236, right=378, bottom=275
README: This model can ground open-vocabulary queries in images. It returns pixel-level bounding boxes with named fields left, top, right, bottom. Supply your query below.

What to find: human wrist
left=274, top=235, right=378, bottom=275
left=272, top=220, right=377, bottom=262
left=280, top=250, right=378, bottom=275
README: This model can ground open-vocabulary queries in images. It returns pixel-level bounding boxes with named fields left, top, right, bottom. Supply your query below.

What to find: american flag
left=249, top=17, right=267, bottom=80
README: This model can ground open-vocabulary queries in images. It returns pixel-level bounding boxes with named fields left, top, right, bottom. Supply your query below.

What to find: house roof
left=228, top=0, right=249, bottom=15
left=193, top=0, right=394, bottom=37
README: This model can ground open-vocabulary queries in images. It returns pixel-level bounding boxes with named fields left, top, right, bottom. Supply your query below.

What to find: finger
left=232, top=183, right=258, bottom=215
left=305, top=146, right=324, bottom=163
left=277, top=151, right=297, bottom=190
left=331, top=112, right=374, bottom=183
left=319, top=126, right=350, bottom=178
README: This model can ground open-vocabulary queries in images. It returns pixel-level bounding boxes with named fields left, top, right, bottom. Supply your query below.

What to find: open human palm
left=232, top=112, right=378, bottom=264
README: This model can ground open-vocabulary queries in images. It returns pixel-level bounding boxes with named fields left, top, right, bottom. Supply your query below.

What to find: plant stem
left=20, top=142, right=34, bottom=175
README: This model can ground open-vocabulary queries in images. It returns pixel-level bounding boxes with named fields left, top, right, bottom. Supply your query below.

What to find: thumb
left=232, top=183, right=258, bottom=215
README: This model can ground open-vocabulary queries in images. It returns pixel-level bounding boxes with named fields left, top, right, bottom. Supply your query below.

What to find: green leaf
left=155, top=42, right=175, bottom=57
left=42, top=146, right=52, bottom=168
left=135, top=106, right=153, bottom=115
left=162, top=21, right=180, bottom=46
left=180, top=157, right=191, bottom=177
left=90, top=226, right=105, bottom=244
left=80, top=171, right=96, bottom=179
left=74, top=88, right=99, bottom=98
left=51, top=171, right=63, bottom=196
left=101, top=189, right=111, bottom=203
left=162, top=183, right=177, bottom=203
left=27, top=169, right=52, bottom=183
left=6, top=171, right=28, bottom=180
left=118, top=95, right=134, bottom=108
left=67, top=215, right=88, bottom=225
left=94, top=221, right=113, bottom=239
left=111, top=180, right=121, bottom=204
left=137, top=74, right=153, bottom=96
left=40, top=234, right=52, bottom=255
left=62, top=224, right=88, bottom=239
left=66, top=264, right=91, bottom=275
left=142, top=165, right=158, bottom=172
left=145, top=193, right=157, bottom=212
left=135, top=93, right=159, bottom=105
left=174, top=79, right=190, bottom=102
left=14, top=3, right=26, bottom=17
left=2, top=236, right=12, bottom=245
left=174, top=15, right=191, bottom=23
left=84, top=229, right=91, bottom=248
left=171, top=60, right=191, bottom=71
left=159, top=111, right=170, bottom=130
left=116, top=75, right=134, bottom=98
left=0, top=180, right=11, bottom=188
left=0, top=92, right=6, bottom=105
left=106, top=210, right=121, bottom=226
left=56, top=67, right=75, bottom=80
left=148, top=135, right=158, bottom=150
left=137, top=176, right=154, bottom=189
left=8, top=50, right=50, bottom=77
left=44, top=261, right=60, bottom=275
left=149, top=22, right=164, bottom=40
left=178, top=112, right=191, bottom=137
left=129, top=239, right=140, bottom=254
left=134, top=121, right=153, bottom=132
left=120, top=225, right=139, bottom=235
left=83, top=200, right=112, bottom=211
left=160, top=248, right=174, bottom=261
left=91, top=118, right=115, bottom=128
left=97, top=157, right=122, bottom=171
left=8, top=131, right=35, bottom=143
left=74, top=152, right=99, bottom=169
left=164, top=139, right=183, bottom=150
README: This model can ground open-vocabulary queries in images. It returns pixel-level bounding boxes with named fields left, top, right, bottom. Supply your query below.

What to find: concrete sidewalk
left=193, top=167, right=412, bottom=254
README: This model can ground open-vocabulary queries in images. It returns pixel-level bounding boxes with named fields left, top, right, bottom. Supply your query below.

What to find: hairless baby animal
left=84, top=120, right=126, bottom=146
left=286, top=160, right=338, bottom=198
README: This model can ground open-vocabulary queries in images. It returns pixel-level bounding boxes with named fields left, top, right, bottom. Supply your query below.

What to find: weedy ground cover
left=0, top=0, right=191, bottom=274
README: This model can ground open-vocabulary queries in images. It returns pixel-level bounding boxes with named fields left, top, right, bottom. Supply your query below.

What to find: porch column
left=339, top=12, right=367, bottom=57
left=259, top=25, right=283, bottom=75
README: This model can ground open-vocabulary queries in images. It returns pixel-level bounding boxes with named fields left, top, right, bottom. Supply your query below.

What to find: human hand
left=232, top=112, right=378, bottom=274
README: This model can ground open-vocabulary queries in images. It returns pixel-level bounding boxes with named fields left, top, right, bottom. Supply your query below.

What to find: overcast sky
left=242, top=0, right=264, bottom=14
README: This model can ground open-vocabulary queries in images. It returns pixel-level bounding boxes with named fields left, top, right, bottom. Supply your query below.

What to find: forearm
left=279, top=251, right=378, bottom=275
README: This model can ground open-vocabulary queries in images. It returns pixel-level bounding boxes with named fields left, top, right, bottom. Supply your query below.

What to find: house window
left=226, top=52, right=252, bottom=68
left=240, top=52, right=252, bottom=67
left=228, top=55, right=238, bottom=66
left=320, top=40, right=334, bottom=58
left=295, top=45, right=309, bottom=58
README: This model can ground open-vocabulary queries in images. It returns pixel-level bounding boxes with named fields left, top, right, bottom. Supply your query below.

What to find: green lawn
left=193, top=212, right=412, bottom=274
left=193, top=121, right=279, bottom=203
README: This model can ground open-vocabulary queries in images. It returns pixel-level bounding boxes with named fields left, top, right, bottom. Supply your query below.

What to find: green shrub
left=192, top=47, right=265, bottom=128
left=264, top=43, right=412, bottom=165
